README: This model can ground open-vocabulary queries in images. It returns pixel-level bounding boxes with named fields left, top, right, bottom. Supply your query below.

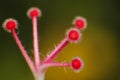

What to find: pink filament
left=11, top=29, right=36, bottom=76
left=32, top=17, right=40, bottom=69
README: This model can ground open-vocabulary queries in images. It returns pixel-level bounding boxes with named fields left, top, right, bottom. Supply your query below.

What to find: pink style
left=2, top=7, right=87, bottom=80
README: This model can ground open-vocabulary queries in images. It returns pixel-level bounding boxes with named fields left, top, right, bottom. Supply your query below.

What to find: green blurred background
left=0, top=0, right=120, bottom=80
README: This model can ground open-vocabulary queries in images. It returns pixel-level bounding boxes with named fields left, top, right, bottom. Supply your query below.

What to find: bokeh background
left=0, top=0, right=120, bottom=80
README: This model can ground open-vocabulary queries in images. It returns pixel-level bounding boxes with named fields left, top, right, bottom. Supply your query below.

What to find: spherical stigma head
left=67, top=28, right=81, bottom=43
left=71, top=57, right=83, bottom=72
left=2, top=18, right=18, bottom=32
left=27, top=7, right=41, bottom=19
left=73, top=16, right=87, bottom=30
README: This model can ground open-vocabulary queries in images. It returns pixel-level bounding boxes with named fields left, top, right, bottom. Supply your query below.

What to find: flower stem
left=35, top=73, right=45, bottom=80
left=34, top=67, right=46, bottom=80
